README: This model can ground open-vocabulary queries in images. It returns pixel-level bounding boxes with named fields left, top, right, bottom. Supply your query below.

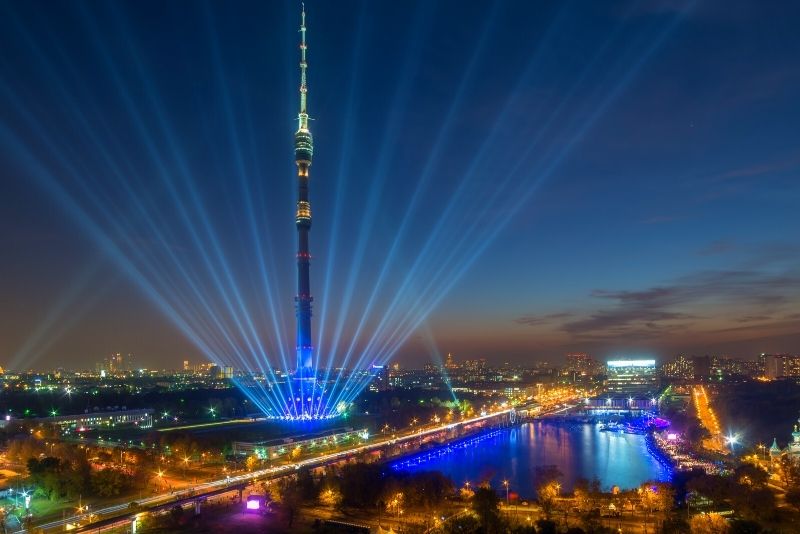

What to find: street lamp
left=21, top=489, right=31, bottom=512
left=725, top=433, right=739, bottom=454
left=503, top=480, right=509, bottom=504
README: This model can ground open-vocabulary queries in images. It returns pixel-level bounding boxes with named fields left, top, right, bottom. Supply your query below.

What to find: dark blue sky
left=1, top=0, right=798, bottom=371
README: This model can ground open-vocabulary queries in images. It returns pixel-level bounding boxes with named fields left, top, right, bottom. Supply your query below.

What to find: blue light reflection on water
left=393, top=422, right=670, bottom=497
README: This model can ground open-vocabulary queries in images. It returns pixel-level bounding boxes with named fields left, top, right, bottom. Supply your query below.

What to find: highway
left=23, top=408, right=516, bottom=533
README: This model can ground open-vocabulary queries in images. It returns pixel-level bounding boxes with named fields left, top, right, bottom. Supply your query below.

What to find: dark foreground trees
left=472, top=486, right=501, bottom=532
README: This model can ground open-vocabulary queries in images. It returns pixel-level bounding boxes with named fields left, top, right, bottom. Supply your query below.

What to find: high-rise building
left=565, top=353, right=601, bottom=377
left=758, top=353, right=768, bottom=376
left=208, top=365, right=221, bottom=379
left=710, top=356, right=756, bottom=379
left=661, top=354, right=694, bottom=380
left=764, top=354, right=800, bottom=379
left=444, top=353, right=459, bottom=370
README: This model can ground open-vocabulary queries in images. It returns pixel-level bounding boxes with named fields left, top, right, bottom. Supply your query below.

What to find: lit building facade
left=605, top=359, right=659, bottom=395
left=764, top=353, right=800, bottom=379
left=661, top=354, right=694, bottom=380
left=564, top=352, right=602, bottom=378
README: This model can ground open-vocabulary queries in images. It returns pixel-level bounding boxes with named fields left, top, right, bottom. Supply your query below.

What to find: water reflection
left=397, top=422, right=669, bottom=497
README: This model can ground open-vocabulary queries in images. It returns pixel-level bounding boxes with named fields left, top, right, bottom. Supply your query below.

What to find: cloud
left=557, top=268, right=800, bottom=341
left=717, top=241, right=800, bottom=270
left=707, top=154, right=800, bottom=183
left=641, top=214, right=687, bottom=225
left=697, top=239, right=734, bottom=256
left=515, top=312, right=573, bottom=327
left=736, top=315, right=772, bottom=323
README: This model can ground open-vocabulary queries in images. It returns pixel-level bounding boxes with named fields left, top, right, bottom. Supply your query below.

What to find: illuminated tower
left=294, top=5, right=314, bottom=380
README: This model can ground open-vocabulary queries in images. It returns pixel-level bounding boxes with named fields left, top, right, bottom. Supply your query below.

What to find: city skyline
left=1, top=0, right=799, bottom=371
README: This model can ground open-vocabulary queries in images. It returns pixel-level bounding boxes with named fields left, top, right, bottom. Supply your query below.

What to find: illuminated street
left=692, top=385, right=727, bottom=455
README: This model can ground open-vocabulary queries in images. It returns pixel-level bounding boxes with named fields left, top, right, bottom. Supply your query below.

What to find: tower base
left=263, top=372, right=347, bottom=421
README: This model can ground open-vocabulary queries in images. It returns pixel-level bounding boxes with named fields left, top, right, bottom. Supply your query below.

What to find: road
left=22, top=407, right=517, bottom=533
left=692, top=385, right=727, bottom=454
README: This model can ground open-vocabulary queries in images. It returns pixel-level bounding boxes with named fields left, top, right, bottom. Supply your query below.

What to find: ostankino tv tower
left=293, top=4, right=315, bottom=413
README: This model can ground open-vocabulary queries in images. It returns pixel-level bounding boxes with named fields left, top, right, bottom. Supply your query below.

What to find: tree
left=690, top=513, right=729, bottom=534
left=535, top=518, right=558, bottom=534
left=339, top=463, right=383, bottom=508
left=537, top=483, right=560, bottom=520
left=443, top=514, right=480, bottom=534
left=661, top=513, right=691, bottom=534
left=460, top=486, right=475, bottom=501
left=686, top=474, right=732, bottom=505
left=730, top=487, right=775, bottom=522
left=27, top=457, right=77, bottom=501
left=588, top=477, right=602, bottom=506
left=686, top=424, right=711, bottom=446
left=245, top=454, right=260, bottom=471
left=406, top=471, right=453, bottom=509
left=92, top=468, right=129, bottom=497
left=785, top=486, right=800, bottom=511
left=60, top=467, right=86, bottom=500
left=573, top=478, right=591, bottom=513
left=578, top=508, right=603, bottom=534
left=319, top=487, right=342, bottom=508
left=647, top=481, right=675, bottom=512
left=131, top=461, right=155, bottom=490
left=733, top=464, right=769, bottom=489
left=471, top=487, right=501, bottom=533
left=385, top=488, right=404, bottom=520
left=533, top=465, right=563, bottom=489
left=169, top=505, right=184, bottom=527
left=296, top=468, right=318, bottom=501
left=728, top=520, right=763, bottom=534
left=6, top=437, right=45, bottom=464
left=279, top=478, right=302, bottom=528
left=778, top=455, right=800, bottom=487
left=534, top=465, right=563, bottom=520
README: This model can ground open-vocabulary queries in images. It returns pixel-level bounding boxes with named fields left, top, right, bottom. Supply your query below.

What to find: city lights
left=0, top=1, right=797, bottom=532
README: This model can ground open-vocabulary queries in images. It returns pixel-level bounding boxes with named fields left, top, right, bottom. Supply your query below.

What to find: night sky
left=1, top=0, right=799, bottom=372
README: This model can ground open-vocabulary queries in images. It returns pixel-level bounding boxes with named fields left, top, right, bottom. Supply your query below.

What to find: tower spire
left=298, top=2, right=309, bottom=131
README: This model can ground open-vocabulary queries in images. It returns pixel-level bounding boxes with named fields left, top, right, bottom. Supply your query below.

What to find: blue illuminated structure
left=276, top=5, right=336, bottom=421
left=294, top=5, right=314, bottom=379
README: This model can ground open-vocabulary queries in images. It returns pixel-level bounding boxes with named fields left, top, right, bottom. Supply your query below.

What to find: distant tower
left=294, top=4, right=314, bottom=380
